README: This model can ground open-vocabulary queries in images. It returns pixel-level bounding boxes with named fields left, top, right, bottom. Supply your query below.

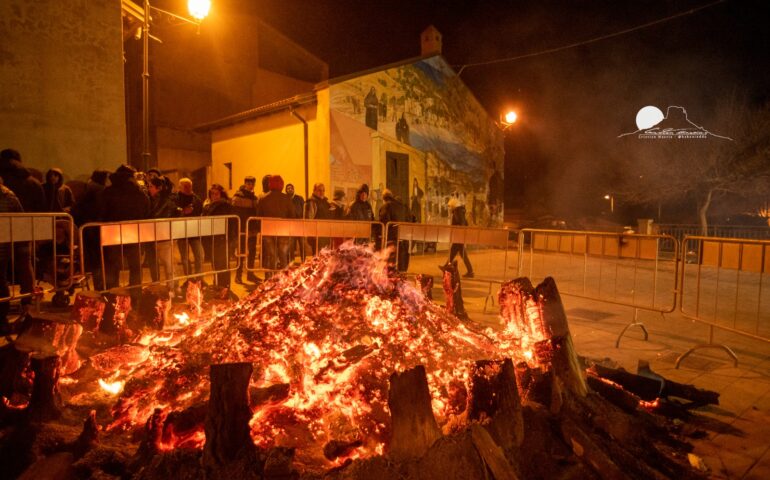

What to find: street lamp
left=141, top=0, right=210, bottom=172
left=604, top=194, right=615, bottom=213
left=499, top=110, right=518, bottom=130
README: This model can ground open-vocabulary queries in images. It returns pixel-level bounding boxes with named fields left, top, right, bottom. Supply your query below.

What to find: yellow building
left=199, top=49, right=504, bottom=226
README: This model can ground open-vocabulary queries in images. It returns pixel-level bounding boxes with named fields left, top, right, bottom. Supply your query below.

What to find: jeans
left=105, top=244, right=142, bottom=290
left=178, top=237, right=203, bottom=277
left=448, top=244, right=473, bottom=274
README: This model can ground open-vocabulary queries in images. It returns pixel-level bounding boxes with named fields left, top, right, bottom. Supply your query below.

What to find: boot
left=234, top=271, right=244, bottom=284
left=246, top=272, right=260, bottom=284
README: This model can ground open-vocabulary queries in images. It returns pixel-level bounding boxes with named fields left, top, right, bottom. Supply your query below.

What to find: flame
left=98, top=379, right=125, bottom=395
left=173, top=312, right=191, bottom=327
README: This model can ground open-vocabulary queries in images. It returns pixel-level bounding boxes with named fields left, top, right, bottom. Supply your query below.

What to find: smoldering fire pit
left=0, top=243, right=717, bottom=479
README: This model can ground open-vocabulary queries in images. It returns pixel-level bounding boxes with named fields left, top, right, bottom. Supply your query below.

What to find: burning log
left=249, top=383, right=290, bottom=409
left=185, top=279, right=204, bottom=317
left=441, top=261, right=467, bottom=320
left=0, top=344, right=32, bottom=403
left=467, top=359, right=523, bottom=450
left=28, top=353, right=62, bottom=421
left=323, top=439, right=363, bottom=461
left=499, top=277, right=587, bottom=412
left=387, top=365, right=442, bottom=461
left=203, top=362, right=255, bottom=467
left=101, top=289, right=132, bottom=343
left=136, top=284, right=172, bottom=330
left=134, top=408, right=166, bottom=463
left=13, top=315, right=82, bottom=376
left=559, top=417, right=626, bottom=480
left=70, top=291, right=107, bottom=333
left=415, top=274, right=433, bottom=299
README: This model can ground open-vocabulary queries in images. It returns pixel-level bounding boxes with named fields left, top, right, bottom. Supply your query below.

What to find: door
left=385, top=151, right=409, bottom=203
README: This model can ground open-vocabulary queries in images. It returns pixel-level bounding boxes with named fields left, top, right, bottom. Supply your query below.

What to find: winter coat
left=71, top=180, right=105, bottom=227
left=305, top=194, right=332, bottom=220
left=0, top=158, right=45, bottom=213
left=150, top=192, right=179, bottom=219
left=202, top=198, right=232, bottom=217
left=231, top=185, right=258, bottom=227
left=0, top=185, right=22, bottom=257
left=451, top=205, right=469, bottom=227
left=257, top=191, right=296, bottom=219
left=43, top=168, right=75, bottom=213
left=330, top=199, right=347, bottom=219
left=378, top=196, right=410, bottom=224
left=289, top=194, right=304, bottom=219
left=175, top=191, right=203, bottom=217
left=347, top=199, right=374, bottom=222
left=100, top=167, right=150, bottom=222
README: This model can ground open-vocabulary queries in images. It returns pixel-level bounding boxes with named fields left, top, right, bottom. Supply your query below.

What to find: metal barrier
left=385, top=222, right=514, bottom=313
left=0, top=212, right=77, bottom=308
left=244, top=217, right=384, bottom=272
left=677, top=236, right=770, bottom=367
left=79, top=215, right=240, bottom=293
left=517, top=229, right=679, bottom=346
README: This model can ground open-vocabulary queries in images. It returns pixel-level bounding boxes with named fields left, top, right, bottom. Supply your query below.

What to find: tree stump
left=71, top=410, right=99, bottom=458
left=28, top=354, right=62, bottom=421
left=498, top=277, right=586, bottom=410
left=0, top=344, right=32, bottom=401
left=467, top=359, right=524, bottom=450
left=102, top=288, right=132, bottom=342
left=441, top=261, right=467, bottom=320
left=137, top=284, right=172, bottom=330
left=70, top=291, right=107, bottom=333
left=387, top=365, right=442, bottom=461
left=203, top=362, right=255, bottom=468
left=415, top=274, right=433, bottom=300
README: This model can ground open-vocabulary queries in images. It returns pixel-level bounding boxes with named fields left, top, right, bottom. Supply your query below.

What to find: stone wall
left=0, top=0, right=127, bottom=181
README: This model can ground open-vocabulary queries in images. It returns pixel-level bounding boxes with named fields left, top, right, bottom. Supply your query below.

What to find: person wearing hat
left=231, top=176, right=259, bottom=284
left=347, top=184, right=374, bottom=222
left=330, top=189, right=347, bottom=219
left=441, top=197, right=474, bottom=278
left=378, top=189, right=411, bottom=271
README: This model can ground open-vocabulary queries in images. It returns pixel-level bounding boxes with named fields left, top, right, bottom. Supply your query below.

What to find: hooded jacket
left=0, top=158, right=45, bottom=212
left=100, top=165, right=150, bottom=221
left=71, top=178, right=106, bottom=226
left=43, top=168, right=75, bottom=213
left=257, top=176, right=296, bottom=219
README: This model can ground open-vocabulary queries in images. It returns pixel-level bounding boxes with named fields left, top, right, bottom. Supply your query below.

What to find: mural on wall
left=330, top=56, right=504, bottom=226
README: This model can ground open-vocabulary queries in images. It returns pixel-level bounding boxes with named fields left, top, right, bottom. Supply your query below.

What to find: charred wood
left=70, top=291, right=107, bottom=333
left=469, top=423, right=520, bottom=480
left=387, top=365, right=442, bottom=461
left=250, top=383, right=290, bottom=409
left=467, top=359, right=524, bottom=450
left=203, top=362, right=255, bottom=467
left=101, top=289, right=132, bottom=343
left=28, top=354, right=62, bottom=422
left=415, top=274, right=433, bottom=300
left=136, top=285, right=172, bottom=330
left=441, top=261, right=468, bottom=320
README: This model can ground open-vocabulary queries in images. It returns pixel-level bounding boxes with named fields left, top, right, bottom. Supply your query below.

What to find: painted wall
left=329, top=56, right=504, bottom=226
left=210, top=102, right=326, bottom=201
left=0, top=0, right=127, bottom=181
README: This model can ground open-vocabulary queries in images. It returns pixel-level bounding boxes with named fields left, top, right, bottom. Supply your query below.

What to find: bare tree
left=617, top=98, right=770, bottom=234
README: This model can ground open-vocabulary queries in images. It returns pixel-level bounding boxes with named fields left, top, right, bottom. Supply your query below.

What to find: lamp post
left=604, top=194, right=615, bottom=213
left=141, top=0, right=210, bottom=172
left=498, top=110, right=518, bottom=131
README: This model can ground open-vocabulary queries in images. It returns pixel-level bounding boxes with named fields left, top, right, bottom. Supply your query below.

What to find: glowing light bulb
left=504, top=111, right=517, bottom=125
left=188, top=0, right=211, bottom=21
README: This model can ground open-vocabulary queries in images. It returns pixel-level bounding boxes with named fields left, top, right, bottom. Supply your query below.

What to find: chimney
left=421, top=25, right=442, bottom=56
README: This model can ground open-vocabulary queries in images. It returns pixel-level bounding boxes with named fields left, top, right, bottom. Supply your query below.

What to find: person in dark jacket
left=442, top=198, right=474, bottom=278
left=203, top=184, right=234, bottom=288
left=0, top=149, right=46, bottom=213
left=231, top=176, right=258, bottom=284
left=256, top=175, right=296, bottom=272
left=285, top=183, right=305, bottom=260
left=43, top=168, right=75, bottom=213
left=71, top=169, right=109, bottom=289
left=0, top=182, right=23, bottom=334
left=175, top=178, right=203, bottom=278
left=100, top=164, right=150, bottom=290
left=347, top=184, right=374, bottom=221
left=378, top=189, right=411, bottom=272
left=347, top=184, right=375, bottom=246
left=0, top=150, right=42, bottom=317
left=305, top=183, right=332, bottom=254
left=146, top=177, right=178, bottom=291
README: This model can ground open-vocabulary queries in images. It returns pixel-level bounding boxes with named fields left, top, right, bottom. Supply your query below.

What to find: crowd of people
left=3, top=148, right=468, bottom=328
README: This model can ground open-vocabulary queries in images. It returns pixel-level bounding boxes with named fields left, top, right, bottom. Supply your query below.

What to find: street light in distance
left=498, top=110, right=518, bottom=131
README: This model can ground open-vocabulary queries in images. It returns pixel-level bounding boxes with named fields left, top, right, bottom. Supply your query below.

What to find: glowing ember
left=173, top=312, right=191, bottom=327
left=87, top=243, right=525, bottom=469
left=98, top=379, right=125, bottom=395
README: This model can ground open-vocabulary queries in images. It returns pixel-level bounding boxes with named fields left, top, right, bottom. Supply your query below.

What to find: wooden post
left=102, top=289, right=132, bottom=342
left=415, top=274, right=433, bottom=300
left=467, top=359, right=524, bottom=449
left=136, top=284, right=172, bottom=330
left=28, top=354, right=62, bottom=421
left=0, top=344, right=32, bottom=401
left=387, top=365, right=442, bottom=461
left=441, top=261, right=468, bottom=320
left=70, top=291, right=107, bottom=333
left=203, top=362, right=254, bottom=467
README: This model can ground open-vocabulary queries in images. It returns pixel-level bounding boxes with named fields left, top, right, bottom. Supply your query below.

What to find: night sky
left=224, top=0, right=770, bottom=221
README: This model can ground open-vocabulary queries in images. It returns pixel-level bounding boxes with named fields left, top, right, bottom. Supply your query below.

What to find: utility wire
left=456, top=0, right=728, bottom=75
